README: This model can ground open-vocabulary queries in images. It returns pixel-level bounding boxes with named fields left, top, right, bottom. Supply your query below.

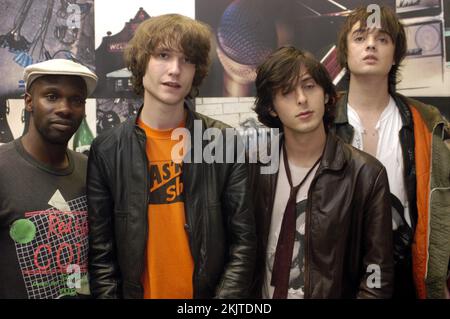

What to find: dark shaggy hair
left=254, top=46, right=337, bottom=131
left=124, top=14, right=212, bottom=98
left=337, top=5, right=407, bottom=94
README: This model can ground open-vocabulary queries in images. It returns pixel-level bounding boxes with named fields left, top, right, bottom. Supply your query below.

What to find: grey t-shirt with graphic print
left=0, top=139, right=90, bottom=299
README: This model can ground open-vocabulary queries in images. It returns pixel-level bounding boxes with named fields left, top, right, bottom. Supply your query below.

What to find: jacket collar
left=391, top=93, right=413, bottom=129
left=258, top=129, right=347, bottom=176
left=272, top=132, right=346, bottom=173
left=334, top=92, right=350, bottom=125
left=319, top=133, right=346, bottom=172
left=335, top=91, right=413, bottom=129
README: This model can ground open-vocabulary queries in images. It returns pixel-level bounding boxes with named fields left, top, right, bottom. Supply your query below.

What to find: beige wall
left=195, top=97, right=259, bottom=128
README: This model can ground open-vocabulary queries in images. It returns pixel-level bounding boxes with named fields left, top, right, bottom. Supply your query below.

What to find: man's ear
left=324, top=94, right=329, bottom=104
left=24, top=93, right=33, bottom=112
left=269, top=106, right=277, bottom=117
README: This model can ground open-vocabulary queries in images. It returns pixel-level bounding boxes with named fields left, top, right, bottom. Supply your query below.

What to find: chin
left=44, top=134, right=72, bottom=146
left=163, top=99, right=185, bottom=106
left=298, top=122, right=323, bottom=134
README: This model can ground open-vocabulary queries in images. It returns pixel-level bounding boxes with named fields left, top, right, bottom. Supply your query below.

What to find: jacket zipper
left=135, top=126, right=149, bottom=296
left=183, top=116, right=200, bottom=298
left=183, top=165, right=198, bottom=298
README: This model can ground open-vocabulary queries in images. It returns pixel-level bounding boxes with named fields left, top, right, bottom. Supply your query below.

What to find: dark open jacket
left=87, top=105, right=256, bottom=299
left=333, top=92, right=450, bottom=298
left=251, top=133, right=394, bottom=298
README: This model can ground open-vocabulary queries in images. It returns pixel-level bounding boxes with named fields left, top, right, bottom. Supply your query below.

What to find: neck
left=140, top=93, right=186, bottom=130
left=348, top=74, right=391, bottom=115
left=283, top=124, right=326, bottom=167
left=21, top=129, right=68, bottom=169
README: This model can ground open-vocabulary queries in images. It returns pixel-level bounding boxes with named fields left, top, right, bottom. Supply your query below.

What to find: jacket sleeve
left=357, top=166, right=394, bottom=299
left=215, top=136, right=257, bottom=298
left=87, top=140, right=122, bottom=298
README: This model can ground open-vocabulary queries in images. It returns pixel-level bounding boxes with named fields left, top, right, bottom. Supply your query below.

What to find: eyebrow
left=299, top=74, right=314, bottom=82
left=351, top=28, right=365, bottom=35
left=39, top=85, right=86, bottom=95
left=154, top=47, right=170, bottom=52
left=352, top=28, right=390, bottom=36
left=155, top=45, right=185, bottom=52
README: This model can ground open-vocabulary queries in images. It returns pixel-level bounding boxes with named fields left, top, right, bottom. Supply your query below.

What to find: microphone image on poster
left=196, top=0, right=395, bottom=97
left=216, top=0, right=277, bottom=97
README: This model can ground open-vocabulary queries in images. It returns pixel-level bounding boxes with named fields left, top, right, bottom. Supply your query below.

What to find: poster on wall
left=196, top=0, right=393, bottom=98
left=395, top=0, right=450, bottom=120
left=93, top=0, right=194, bottom=99
left=0, top=0, right=95, bottom=145
left=195, top=0, right=449, bottom=119
left=96, top=98, right=142, bottom=135
left=93, top=0, right=195, bottom=135
left=396, top=0, right=448, bottom=94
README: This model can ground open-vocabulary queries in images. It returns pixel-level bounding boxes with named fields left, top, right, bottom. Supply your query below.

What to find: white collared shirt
left=347, top=96, right=411, bottom=228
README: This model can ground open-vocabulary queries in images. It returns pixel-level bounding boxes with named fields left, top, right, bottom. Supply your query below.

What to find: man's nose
left=54, top=98, right=72, bottom=117
left=168, top=58, right=181, bottom=75
left=295, top=87, right=307, bottom=105
left=366, top=35, right=376, bottom=50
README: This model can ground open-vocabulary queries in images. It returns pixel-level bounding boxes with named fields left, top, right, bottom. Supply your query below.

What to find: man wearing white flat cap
left=0, top=59, right=97, bottom=299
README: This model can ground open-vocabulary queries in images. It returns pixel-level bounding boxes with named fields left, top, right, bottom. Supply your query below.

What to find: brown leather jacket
left=251, top=133, right=394, bottom=298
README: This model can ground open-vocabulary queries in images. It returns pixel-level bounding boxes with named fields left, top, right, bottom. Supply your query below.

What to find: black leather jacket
left=251, top=133, right=394, bottom=298
left=87, top=105, right=256, bottom=298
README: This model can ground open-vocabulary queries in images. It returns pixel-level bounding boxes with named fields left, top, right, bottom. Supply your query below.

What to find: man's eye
left=71, top=97, right=86, bottom=105
left=184, top=57, right=193, bottom=64
left=158, top=52, right=169, bottom=59
left=354, top=36, right=364, bottom=42
left=303, top=83, right=315, bottom=89
left=46, top=94, right=57, bottom=101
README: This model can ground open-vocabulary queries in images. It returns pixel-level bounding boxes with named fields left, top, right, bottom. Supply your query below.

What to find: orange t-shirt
left=138, top=118, right=193, bottom=299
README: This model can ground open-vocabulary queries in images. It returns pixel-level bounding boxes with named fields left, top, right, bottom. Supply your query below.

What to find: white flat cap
left=23, top=59, right=98, bottom=96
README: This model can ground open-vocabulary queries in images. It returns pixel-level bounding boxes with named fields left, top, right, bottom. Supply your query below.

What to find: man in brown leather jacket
left=251, top=46, right=394, bottom=298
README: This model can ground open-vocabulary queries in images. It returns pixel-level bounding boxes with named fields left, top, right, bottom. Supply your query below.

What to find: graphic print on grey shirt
left=0, top=139, right=89, bottom=299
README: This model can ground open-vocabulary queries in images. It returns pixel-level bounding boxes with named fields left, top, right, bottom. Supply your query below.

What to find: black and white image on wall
left=93, top=0, right=195, bottom=98
left=0, top=0, right=95, bottom=144
left=96, top=98, right=142, bottom=135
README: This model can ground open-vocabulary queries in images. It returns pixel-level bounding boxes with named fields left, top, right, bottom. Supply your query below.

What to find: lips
left=363, top=55, right=378, bottom=62
left=296, top=111, right=314, bottom=119
left=50, top=120, right=74, bottom=131
left=162, top=81, right=181, bottom=88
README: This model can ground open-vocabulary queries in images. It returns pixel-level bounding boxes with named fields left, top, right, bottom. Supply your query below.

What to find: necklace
left=361, top=128, right=378, bottom=137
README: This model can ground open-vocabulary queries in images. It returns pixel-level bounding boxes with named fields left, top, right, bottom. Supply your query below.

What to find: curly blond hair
left=124, top=14, right=212, bottom=98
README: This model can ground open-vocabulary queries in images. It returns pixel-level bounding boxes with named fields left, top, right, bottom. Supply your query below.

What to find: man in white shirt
left=334, top=5, right=450, bottom=299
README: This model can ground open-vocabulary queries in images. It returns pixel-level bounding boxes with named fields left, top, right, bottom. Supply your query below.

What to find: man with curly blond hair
left=87, top=14, right=256, bottom=299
